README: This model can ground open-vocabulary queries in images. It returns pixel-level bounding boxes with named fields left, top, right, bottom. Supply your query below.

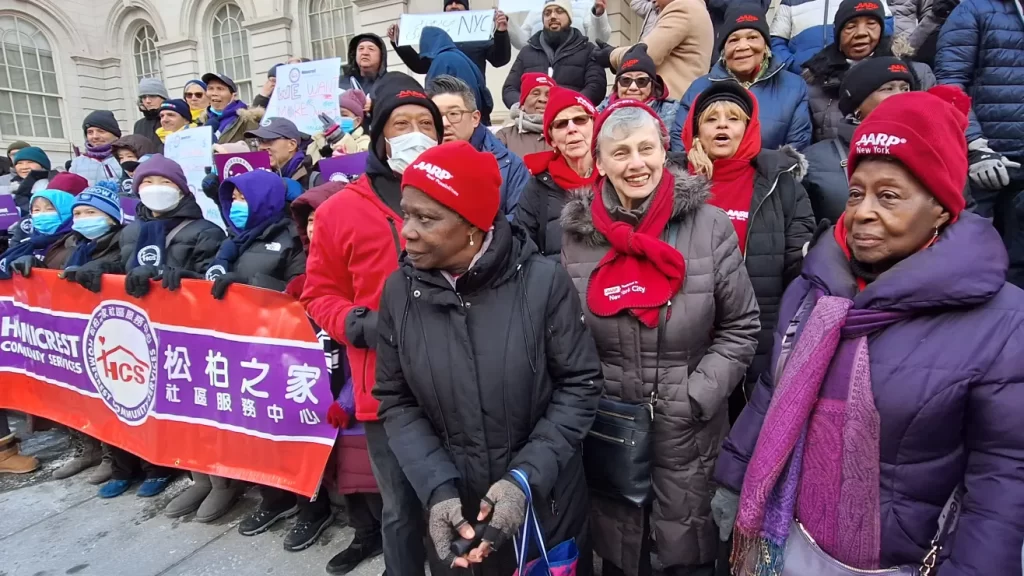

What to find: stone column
left=158, top=38, right=201, bottom=98
left=244, top=15, right=294, bottom=89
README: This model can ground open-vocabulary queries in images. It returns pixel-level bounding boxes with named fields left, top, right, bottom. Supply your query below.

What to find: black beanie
left=834, top=0, right=886, bottom=37
left=443, top=0, right=468, bottom=7
left=838, top=57, right=917, bottom=116
left=368, top=72, right=444, bottom=156
left=691, top=81, right=754, bottom=133
left=616, top=44, right=658, bottom=81
left=82, top=110, right=122, bottom=138
left=717, top=3, right=771, bottom=52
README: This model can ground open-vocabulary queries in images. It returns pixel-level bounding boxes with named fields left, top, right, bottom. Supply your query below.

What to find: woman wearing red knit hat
left=513, top=86, right=597, bottom=259
left=561, top=97, right=759, bottom=576
left=714, top=86, right=1024, bottom=576
left=374, top=140, right=603, bottom=575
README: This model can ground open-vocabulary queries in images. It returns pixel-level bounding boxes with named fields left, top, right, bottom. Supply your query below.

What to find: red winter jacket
left=300, top=175, right=403, bottom=422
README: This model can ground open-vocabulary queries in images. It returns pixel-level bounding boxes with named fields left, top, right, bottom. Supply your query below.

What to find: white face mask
left=139, top=184, right=182, bottom=212
left=386, top=131, right=437, bottom=174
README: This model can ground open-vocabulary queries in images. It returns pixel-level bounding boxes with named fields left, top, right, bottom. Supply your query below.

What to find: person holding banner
left=427, top=75, right=527, bottom=219
left=340, top=34, right=388, bottom=97
left=374, top=141, right=602, bottom=575
left=302, top=72, right=443, bottom=576
left=496, top=73, right=554, bottom=158
left=69, top=110, right=125, bottom=186
left=0, top=188, right=74, bottom=279
left=387, top=4, right=511, bottom=90
left=199, top=73, right=265, bottom=145
left=501, top=0, right=608, bottom=109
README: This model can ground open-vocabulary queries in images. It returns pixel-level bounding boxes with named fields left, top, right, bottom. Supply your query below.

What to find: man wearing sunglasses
left=183, top=80, right=210, bottom=123
left=427, top=75, right=529, bottom=221
left=596, top=44, right=677, bottom=131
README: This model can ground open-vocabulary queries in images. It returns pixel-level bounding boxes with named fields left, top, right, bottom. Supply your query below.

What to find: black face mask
left=121, top=161, right=140, bottom=174
left=543, top=28, right=571, bottom=48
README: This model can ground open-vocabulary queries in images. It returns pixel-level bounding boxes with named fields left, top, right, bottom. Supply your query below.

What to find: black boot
left=325, top=533, right=383, bottom=575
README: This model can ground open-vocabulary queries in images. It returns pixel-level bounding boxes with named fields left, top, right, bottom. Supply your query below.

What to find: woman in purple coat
left=712, top=85, right=1024, bottom=576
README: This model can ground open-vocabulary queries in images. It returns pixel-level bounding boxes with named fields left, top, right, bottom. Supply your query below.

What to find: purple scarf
left=732, top=294, right=911, bottom=574
left=84, top=142, right=114, bottom=161
left=205, top=100, right=247, bottom=141
left=280, top=148, right=306, bottom=179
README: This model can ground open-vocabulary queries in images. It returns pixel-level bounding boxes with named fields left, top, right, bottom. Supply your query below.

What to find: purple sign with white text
left=215, top=151, right=273, bottom=179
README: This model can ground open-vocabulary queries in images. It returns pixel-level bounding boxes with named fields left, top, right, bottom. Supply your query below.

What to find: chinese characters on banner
left=0, top=271, right=336, bottom=496
left=262, top=59, right=343, bottom=135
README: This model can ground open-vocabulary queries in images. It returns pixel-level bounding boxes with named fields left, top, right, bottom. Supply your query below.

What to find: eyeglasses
left=184, top=92, right=205, bottom=99
left=443, top=109, right=470, bottom=124
left=616, top=76, right=652, bottom=89
left=550, top=115, right=592, bottom=130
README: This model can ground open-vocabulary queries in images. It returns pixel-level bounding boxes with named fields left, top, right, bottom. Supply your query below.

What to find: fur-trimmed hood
left=197, top=105, right=265, bottom=127
left=560, top=158, right=711, bottom=247
left=757, top=145, right=808, bottom=182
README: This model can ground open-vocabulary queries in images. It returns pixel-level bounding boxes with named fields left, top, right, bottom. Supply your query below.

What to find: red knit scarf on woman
left=586, top=169, right=685, bottom=328
left=524, top=151, right=598, bottom=191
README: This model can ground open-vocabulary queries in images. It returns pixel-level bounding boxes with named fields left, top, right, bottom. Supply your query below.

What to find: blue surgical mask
left=31, top=212, right=62, bottom=236
left=229, top=201, right=249, bottom=230
left=339, top=117, right=356, bottom=134
left=73, top=216, right=113, bottom=240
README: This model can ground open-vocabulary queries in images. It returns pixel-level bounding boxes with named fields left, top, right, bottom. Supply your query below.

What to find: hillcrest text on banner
left=0, top=271, right=337, bottom=497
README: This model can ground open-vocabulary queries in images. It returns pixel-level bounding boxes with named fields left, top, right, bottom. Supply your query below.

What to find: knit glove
left=711, top=488, right=740, bottom=542
left=125, top=265, right=162, bottom=298
left=593, top=40, right=614, bottom=70
left=201, top=168, right=220, bottom=202
left=9, top=256, right=34, bottom=278
left=968, top=139, right=1021, bottom=190
left=476, top=478, right=526, bottom=553
left=61, top=261, right=121, bottom=293
left=211, top=272, right=245, bottom=300
left=161, top=267, right=203, bottom=291
left=428, top=496, right=471, bottom=568
left=326, top=401, right=350, bottom=429
left=320, top=113, right=344, bottom=147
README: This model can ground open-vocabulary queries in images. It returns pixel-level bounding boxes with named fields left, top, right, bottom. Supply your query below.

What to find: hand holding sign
left=387, top=23, right=399, bottom=43
left=495, top=10, right=508, bottom=31
left=594, top=0, right=607, bottom=16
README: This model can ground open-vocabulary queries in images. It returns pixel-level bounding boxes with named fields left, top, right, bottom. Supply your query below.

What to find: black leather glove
left=211, top=272, right=245, bottom=300
left=62, top=261, right=122, bottom=293
left=932, top=0, right=959, bottom=18
left=10, top=256, right=35, bottom=277
left=201, top=168, right=220, bottom=202
left=593, top=40, right=614, bottom=69
left=161, top=267, right=203, bottom=291
left=344, top=307, right=379, bottom=350
left=125, top=265, right=162, bottom=298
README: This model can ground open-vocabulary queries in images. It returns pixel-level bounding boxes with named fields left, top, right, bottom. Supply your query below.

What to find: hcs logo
left=84, top=302, right=159, bottom=425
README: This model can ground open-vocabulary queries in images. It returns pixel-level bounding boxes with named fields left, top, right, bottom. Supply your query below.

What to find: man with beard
left=340, top=34, right=388, bottom=99
left=133, top=78, right=168, bottom=148
left=501, top=0, right=607, bottom=107
left=301, top=72, right=443, bottom=576
left=496, top=73, right=555, bottom=157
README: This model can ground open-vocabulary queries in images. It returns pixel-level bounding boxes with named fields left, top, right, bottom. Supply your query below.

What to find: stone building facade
left=0, top=0, right=644, bottom=163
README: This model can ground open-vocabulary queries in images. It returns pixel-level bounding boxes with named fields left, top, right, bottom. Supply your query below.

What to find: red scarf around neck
left=586, top=168, right=686, bottom=328
left=524, top=150, right=597, bottom=191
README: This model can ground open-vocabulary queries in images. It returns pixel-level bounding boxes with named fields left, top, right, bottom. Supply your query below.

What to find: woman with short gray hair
left=560, top=99, right=759, bottom=576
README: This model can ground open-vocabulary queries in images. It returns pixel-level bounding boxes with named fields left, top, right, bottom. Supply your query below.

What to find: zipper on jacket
left=743, top=165, right=798, bottom=263
left=588, top=429, right=633, bottom=446
left=597, top=408, right=636, bottom=422
left=386, top=217, right=401, bottom=260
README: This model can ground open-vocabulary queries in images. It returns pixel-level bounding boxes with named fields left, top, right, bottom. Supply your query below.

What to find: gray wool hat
left=138, top=78, right=170, bottom=100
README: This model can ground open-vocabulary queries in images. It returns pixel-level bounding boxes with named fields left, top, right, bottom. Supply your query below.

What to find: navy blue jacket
left=935, top=0, right=1024, bottom=159
left=419, top=27, right=494, bottom=124
left=471, top=125, right=528, bottom=221
left=671, top=58, right=812, bottom=152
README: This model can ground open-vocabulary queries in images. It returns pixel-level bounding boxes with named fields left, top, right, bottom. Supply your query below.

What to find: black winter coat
left=120, top=196, right=226, bottom=274
left=132, top=111, right=163, bottom=150
left=374, top=217, right=603, bottom=575
left=224, top=218, right=306, bottom=292
left=501, top=30, right=607, bottom=108
left=513, top=171, right=573, bottom=260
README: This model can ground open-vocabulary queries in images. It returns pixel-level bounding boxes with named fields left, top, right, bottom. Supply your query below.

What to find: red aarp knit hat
left=542, top=86, right=596, bottom=145
left=847, top=85, right=971, bottom=219
left=520, top=73, right=555, bottom=107
left=591, top=98, right=668, bottom=157
left=401, top=141, right=502, bottom=231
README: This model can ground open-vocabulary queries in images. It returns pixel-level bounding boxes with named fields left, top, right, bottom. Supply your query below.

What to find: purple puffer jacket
left=715, top=212, right=1024, bottom=576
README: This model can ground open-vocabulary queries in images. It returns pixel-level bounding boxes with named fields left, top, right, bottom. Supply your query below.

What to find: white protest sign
left=262, top=58, right=342, bottom=135
left=399, top=10, right=495, bottom=47
left=163, top=125, right=226, bottom=230
left=499, top=0, right=545, bottom=12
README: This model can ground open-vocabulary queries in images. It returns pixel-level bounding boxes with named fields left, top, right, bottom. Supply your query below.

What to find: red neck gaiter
left=525, top=150, right=597, bottom=191
left=586, top=169, right=686, bottom=328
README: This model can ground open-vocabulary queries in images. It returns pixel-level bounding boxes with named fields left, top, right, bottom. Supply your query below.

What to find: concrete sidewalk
left=0, top=423, right=384, bottom=576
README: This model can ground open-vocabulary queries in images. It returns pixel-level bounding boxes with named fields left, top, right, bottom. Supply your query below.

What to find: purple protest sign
left=215, top=151, right=273, bottom=179
left=318, top=152, right=369, bottom=183
left=0, top=194, right=19, bottom=231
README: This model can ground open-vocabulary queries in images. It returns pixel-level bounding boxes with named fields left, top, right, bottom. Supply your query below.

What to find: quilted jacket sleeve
left=785, top=79, right=813, bottom=151
left=890, top=0, right=922, bottom=39
left=770, top=3, right=796, bottom=68
left=507, top=265, right=603, bottom=498
left=934, top=3, right=985, bottom=143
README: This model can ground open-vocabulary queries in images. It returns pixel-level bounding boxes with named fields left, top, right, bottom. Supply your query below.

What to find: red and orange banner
left=0, top=270, right=336, bottom=496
